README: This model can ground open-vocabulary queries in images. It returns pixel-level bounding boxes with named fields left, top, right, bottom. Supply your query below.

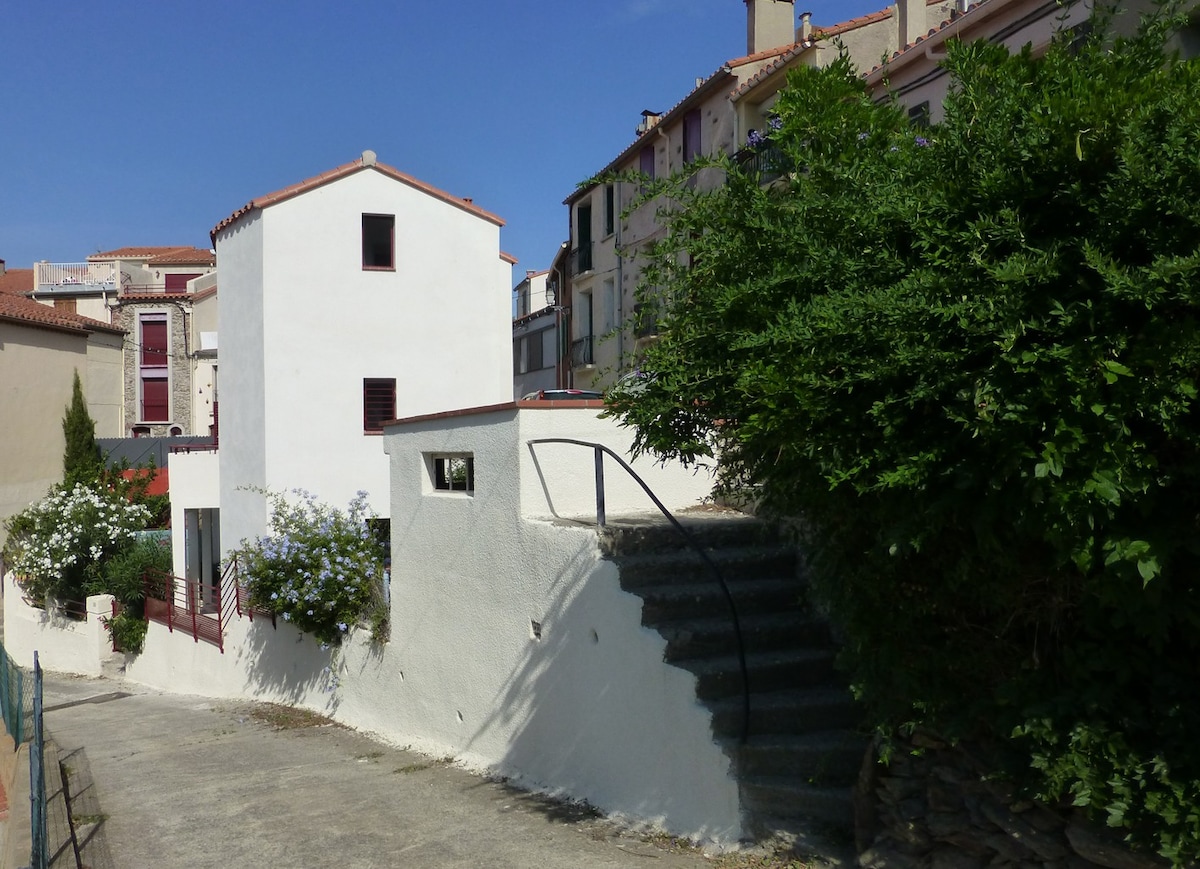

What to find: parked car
left=521, top=389, right=605, bottom=401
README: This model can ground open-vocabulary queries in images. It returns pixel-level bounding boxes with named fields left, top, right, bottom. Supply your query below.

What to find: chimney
left=897, top=0, right=925, bottom=48
left=745, top=0, right=796, bottom=54
left=636, top=109, right=664, bottom=136
left=0, top=258, right=5, bottom=276
left=799, top=10, right=812, bottom=42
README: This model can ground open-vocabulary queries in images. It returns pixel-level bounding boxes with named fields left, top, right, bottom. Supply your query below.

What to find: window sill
left=362, top=266, right=396, bottom=272
left=363, top=430, right=384, bottom=436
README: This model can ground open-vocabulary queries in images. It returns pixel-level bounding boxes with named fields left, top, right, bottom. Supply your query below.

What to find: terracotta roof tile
left=0, top=292, right=123, bottom=336
left=211, top=154, right=505, bottom=243
left=0, top=268, right=34, bottom=295
left=146, top=247, right=215, bottom=266
left=866, top=0, right=985, bottom=79
left=89, top=246, right=194, bottom=261
left=500, top=251, right=518, bottom=265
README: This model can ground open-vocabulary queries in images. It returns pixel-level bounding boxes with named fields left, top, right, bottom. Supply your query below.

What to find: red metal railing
left=141, top=557, right=276, bottom=653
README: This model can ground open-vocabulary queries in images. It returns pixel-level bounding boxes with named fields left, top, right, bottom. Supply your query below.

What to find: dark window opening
left=363, top=377, right=396, bottom=432
left=908, top=101, right=931, bottom=129
left=604, top=185, right=615, bottom=236
left=433, top=455, right=474, bottom=493
left=363, top=214, right=395, bottom=269
left=683, top=108, right=702, bottom=163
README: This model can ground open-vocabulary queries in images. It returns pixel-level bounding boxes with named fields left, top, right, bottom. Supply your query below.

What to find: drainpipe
left=615, top=180, right=625, bottom=371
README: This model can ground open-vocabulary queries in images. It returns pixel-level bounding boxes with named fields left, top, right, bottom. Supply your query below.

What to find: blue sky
left=2, top=0, right=887, bottom=281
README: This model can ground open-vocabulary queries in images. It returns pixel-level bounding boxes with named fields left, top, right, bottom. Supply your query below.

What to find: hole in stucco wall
left=456, top=711, right=464, bottom=723
left=398, top=671, right=404, bottom=682
left=530, top=620, right=542, bottom=641
left=590, top=629, right=599, bottom=644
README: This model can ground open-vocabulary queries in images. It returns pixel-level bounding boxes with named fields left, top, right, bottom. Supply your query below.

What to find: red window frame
left=363, top=378, right=396, bottom=433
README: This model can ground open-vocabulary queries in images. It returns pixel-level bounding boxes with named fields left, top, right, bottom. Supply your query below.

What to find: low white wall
left=516, top=404, right=715, bottom=519
left=2, top=575, right=115, bottom=676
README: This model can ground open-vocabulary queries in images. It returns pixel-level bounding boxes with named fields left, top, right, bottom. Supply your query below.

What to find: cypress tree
left=62, top=370, right=101, bottom=486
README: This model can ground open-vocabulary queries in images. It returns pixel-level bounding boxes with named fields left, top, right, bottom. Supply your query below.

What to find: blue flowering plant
left=235, top=489, right=387, bottom=647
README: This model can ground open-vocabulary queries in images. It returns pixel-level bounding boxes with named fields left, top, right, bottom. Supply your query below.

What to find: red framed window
left=164, top=272, right=201, bottom=292
left=142, top=377, right=169, bottom=422
left=363, top=378, right=396, bottom=433
left=141, top=314, right=168, bottom=367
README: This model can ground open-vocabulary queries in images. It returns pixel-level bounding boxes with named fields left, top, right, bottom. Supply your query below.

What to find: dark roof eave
left=565, top=66, right=736, bottom=204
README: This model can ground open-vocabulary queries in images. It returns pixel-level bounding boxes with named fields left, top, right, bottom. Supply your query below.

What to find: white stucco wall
left=167, top=449, right=220, bottom=578
left=1, top=578, right=115, bottom=677
left=214, top=165, right=512, bottom=551
left=213, top=213, right=268, bottom=546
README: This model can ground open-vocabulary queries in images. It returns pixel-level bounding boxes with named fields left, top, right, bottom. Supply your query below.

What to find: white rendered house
left=171, top=150, right=513, bottom=576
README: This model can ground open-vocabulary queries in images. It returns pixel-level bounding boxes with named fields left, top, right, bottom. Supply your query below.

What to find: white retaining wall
left=11, top=406, right=742, bottom=843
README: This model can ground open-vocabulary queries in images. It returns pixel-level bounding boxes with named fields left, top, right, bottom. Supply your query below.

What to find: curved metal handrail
left=527, top=437, right=751, bottom=743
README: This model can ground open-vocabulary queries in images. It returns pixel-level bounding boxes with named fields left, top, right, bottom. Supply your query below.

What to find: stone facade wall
left=116, top=300, right=193, bottom=436
left=855, top=732, right=1170, bottom=869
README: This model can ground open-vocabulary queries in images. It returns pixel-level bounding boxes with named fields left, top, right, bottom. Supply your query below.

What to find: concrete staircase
left=598, top=513, right=864, bottom=850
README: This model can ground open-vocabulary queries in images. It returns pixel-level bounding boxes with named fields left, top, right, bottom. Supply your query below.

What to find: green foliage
left=607, top=5, right=1200, bottom=860
left=93, top=534, right=172, bottom=606
left=62, top=370, right=101, bottom=487
left=234, top=489, right=387, bottom=647
left=102, top=608, right=148, bottom=655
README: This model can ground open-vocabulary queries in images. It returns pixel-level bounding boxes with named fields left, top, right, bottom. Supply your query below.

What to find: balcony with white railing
left=34, top=262, right=118, bottom=295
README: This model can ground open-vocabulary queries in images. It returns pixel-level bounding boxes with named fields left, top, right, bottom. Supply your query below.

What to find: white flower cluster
left=4, top=482, right=151, bottom=589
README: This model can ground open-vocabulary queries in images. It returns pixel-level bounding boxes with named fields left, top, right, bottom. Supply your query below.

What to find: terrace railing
left=33, top=262, right=117, bottom=293
left=141, top=556, right=273, bottom=653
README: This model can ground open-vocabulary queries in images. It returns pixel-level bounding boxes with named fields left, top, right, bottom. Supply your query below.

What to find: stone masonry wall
left=116, top=301, right=192, bottom=436
left=855, top=731, right=1171, bottom=869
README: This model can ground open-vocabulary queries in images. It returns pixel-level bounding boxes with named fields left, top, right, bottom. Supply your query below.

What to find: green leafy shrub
left=234, top=489, right=387, bottom=647
left=607, top=5, right=1200, bottom=861
left=93, top=534, right=173, bottom=607
left=102, top=608, right=149, bottom=655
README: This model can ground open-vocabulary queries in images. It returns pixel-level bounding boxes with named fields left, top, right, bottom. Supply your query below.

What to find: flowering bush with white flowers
left=2, top=482, right=152, bottom=606
left=235, top=489, right=387, bottom=647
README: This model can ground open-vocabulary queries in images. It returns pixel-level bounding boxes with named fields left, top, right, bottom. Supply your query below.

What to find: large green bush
left=607, top=5, right=1200, bottom=860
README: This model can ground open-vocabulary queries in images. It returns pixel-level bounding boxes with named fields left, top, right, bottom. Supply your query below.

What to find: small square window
left=363, top=214, right=395, bottom=270
left=363, top=377, right=396, bottom=433
left=432, top=454, right=474, bottom=493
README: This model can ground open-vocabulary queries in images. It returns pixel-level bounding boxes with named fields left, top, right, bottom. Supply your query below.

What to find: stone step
left=658, top=612, right=831, bottom=662
left=638, top=577, right=808, bottom=623
left=615, top=547, right=799, bottom=591
left=734, top=731, right=866, bottom=785
left=679, top=647, right=837, bottom=700
left=710, top=686, right=861, bottom=739
left=598, top=515, right=785, bottom=557
left=740, top=777, right=857, bottom=827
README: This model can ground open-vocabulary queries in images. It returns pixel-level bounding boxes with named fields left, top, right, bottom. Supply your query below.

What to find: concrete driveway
left=40, top=672, right=734, bottom=869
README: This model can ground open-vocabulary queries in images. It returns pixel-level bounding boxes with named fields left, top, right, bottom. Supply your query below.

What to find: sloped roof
left=90, top=246, right=187, bottom=260
left=211, top=152, right=505, bottom=243
left=0, top=291, right=124, bottom=336
left=0, top=268, right=34, bottom=295
left=147, top=247, right=216, bottom=266
left=865, top=0, right=998, bottom=81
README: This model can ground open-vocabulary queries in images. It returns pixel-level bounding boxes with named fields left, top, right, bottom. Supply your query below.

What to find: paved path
left=41, top=673, right=729, bottom=869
